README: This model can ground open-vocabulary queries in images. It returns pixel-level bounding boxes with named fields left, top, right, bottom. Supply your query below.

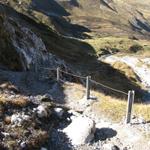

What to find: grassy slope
left=4, top=0, right=150, bottom=39
left=65, top=0, right=150, bottom=37
left=84, top=37, right=150, bottom=56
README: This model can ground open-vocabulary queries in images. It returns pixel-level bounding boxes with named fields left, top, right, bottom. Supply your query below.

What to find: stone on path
left=63, top=115, right=96, bottom=145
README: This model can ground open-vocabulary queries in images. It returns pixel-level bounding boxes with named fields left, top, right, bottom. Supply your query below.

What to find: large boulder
left=63, top=115, right=96, bottom=145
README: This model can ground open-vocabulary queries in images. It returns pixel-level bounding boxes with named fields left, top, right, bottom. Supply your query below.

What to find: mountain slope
left=0, top=3, right=147, bottom=100
left=2, top=0, right=150, bottom=39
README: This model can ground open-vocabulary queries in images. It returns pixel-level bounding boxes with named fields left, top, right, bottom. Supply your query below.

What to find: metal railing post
left=57, top=67, right=60, bottom=81
left=126, top=90, right=135, bottom=124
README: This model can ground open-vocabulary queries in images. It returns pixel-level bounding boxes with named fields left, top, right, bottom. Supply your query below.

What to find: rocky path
left=0, top=70, right=150, bottom=150
left=58, top=82, right=150, bottom=150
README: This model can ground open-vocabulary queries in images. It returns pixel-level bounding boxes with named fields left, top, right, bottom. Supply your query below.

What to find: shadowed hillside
left=0, top=3, right=147, bottom=100
left=2, top=0, right=150, bottom=39
left=32, top=0, right=70, bottom=16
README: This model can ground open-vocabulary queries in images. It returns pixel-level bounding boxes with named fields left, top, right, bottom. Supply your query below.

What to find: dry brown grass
left=112, top=61, right=139, bottom=82
left=134, top=103, right=150, bottom=121
left=93, top=91, right=150, bottom=122
left=63, top=82, right=150, bottom=122
left=0, top=94, right=29, bottom=107
left=11, top=97, right=29, bottom=107
left=93, top=92, right=127, bottom=122
left=4, top=126, right=49, bottom=149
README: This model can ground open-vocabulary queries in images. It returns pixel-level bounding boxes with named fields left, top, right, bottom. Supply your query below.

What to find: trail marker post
left=126, top=90, right=135, bottom=124
left=57, top=67, right=60, bottom=81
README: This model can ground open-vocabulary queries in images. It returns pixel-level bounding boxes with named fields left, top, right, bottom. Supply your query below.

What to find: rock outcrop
left=0, top=13, right=67, bottom=71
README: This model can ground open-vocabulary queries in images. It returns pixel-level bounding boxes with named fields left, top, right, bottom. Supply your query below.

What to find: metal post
left=132, top=90, right=135, bottom=104
left=126, top=90, right=135, bottom=124
left=57, top=67, right=60, bottom=81
left=86, top=76, right=91, bottom=100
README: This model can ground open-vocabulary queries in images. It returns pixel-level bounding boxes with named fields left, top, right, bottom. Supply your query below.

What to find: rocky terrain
left=0, top=0, right=150, bottom=150
left=0, top=73, right=150, bottom=150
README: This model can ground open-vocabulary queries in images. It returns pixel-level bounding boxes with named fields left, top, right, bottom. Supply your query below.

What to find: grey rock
left=63, top=115, right=96, bottom=145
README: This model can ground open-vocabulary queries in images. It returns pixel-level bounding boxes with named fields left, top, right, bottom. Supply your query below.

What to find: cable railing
left=39, top=66, right=135, bottom=124
left=40, top=67, right=128, bottom=95
left=90, top=79, right=128, bottom=95
left=59, top=69, right=86, bottom=79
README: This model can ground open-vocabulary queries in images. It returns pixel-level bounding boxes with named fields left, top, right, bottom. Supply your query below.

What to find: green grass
left=83, top=37, right=150, bottom=57
left=84, top=37, right=133, bottom=52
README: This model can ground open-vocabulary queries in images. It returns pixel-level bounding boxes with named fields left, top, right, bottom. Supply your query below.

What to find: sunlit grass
left=63, top=82, right=150, bottom=122
left=83, top=37, right=150, bottom=57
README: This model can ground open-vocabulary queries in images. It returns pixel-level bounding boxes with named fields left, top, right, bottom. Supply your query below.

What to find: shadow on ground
left=0, top=70, right=67, bottom=104
left=48, top=128, right=73, bottom=150
left=94, top=128, right=117, bottom=141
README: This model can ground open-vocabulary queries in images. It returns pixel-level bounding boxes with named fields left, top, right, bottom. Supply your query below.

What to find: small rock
left=36, top=105, right=50, bottom=118
left=111, top=145, right=120, bottom=150
left=20, top=141, right=26, bottom=149
left=104, top=144, right=120, bottom=150
left=18, top=1, right=22, bottom=5
left=4, top=116, right=11, bottom=124
left=138, top=117, right=145, bottom=124
left=103, top=143, right=112, bottom=150
left=40, top=94, right=53, bottom=102
left=54, top=108, right=64, bottom=118
left=8, top=95, right=16, bottom=100
left=1, top=132, right=9, bottom=138
left=41, top=147, right=47, bottom=150
left=132, top=116, right=146, bottom=124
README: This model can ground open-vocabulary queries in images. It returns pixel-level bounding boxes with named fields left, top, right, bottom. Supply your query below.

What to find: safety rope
left=40, top=67, right=128, bottom=95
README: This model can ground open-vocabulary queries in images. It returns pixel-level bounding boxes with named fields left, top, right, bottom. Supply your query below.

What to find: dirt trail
left=62, top=82, right=150, bottom=150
